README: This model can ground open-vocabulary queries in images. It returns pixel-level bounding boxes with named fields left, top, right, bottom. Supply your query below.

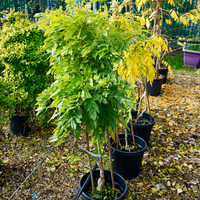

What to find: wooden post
left=86, top=131, right=95, bottom=196
left=116, top=120, right=119, bottom=150
left=76, top=0, right=82, bottom=9
left=130, top=119, right=136, bottom=148
left=25, top=4, right=29, bottom=19
left=107, top=131, right=115, bottom=190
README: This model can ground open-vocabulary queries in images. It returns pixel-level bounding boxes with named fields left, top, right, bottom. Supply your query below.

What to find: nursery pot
left=110, top=134, right=147, bottom=179
left=9, top=115, right=31, bottom=136
left=159, top=64, right=168, bottom=84
left=78, top=170, right=127, bottom=200
left=127, top=110, right=155, bottom=145
left=146, top=74, right=164, bottom=96
left=183, top=47, right=200, bottom=68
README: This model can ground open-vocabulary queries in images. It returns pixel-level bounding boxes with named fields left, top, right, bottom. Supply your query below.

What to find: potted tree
left=135, top=0, right=200, bottom=95
left=114, top=10, right=165, bottom=145
left=35, top=2, right=139, bottom=199
left=0, top=10, right=51, bottom=136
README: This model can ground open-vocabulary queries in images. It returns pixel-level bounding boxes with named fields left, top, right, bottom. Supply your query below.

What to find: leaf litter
left=0, top=70, right=200, bottom=199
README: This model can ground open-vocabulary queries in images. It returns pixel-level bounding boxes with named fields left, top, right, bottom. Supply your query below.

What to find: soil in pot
left=111, top=134, right=147, bottom=179
left=127, top=110, right=155, bottom=145
left=146, top=74, right=164, bottom=96
left=159, top=63, right=168, bottom=84
left=112, top=142, right=141, bottom=152
left=79, top=170, right=127, bottom=200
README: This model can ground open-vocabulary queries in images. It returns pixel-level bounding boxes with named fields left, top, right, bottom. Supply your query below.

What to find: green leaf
left=81, top=87, right=92, bottom=101
left=71, top=118, right=77, bottom=130
left=64, top=28, right=76, bottom=41
left=103, top=29, right=108, bottom=37
left=82, top=47, right=92, bottom=57
left=94, top=194, right=101, bottom=198
left=108, top=115, right=117, bottom=129
left=74, top=130, right=81, bottom=139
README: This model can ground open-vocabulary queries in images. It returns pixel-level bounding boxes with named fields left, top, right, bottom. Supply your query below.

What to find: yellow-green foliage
left=133, top=0, right=199, bottom=77
left=116, top=34, right=170, bottom=84
left=111, top=11, right=170, bottom=84
left=135, top=0, right=200, bottom=29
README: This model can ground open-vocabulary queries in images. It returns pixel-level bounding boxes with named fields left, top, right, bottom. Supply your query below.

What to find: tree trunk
left=96, top=141, right=105, bottom=191
left=154, top=0, right=162, bottom=79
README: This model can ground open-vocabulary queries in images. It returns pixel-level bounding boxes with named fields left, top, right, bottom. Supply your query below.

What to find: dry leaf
left=35, top=183, right=45, bottom=187
left=3, top=158, right=9, bottom=163
left=190, top=157, right=200, bottom=164
left=47, top=167, right=50, bottom=172
left=137, top=182, right=144, bottom=187
left=54, top=160, right=64, bottom=167
left=63, top=183, right=74, bottom=187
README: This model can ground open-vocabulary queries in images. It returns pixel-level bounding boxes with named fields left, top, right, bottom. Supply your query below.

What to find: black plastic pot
left=159, top=64, right=168, bottom=84
left=9, top=115, right=31, bottom=136
left=146, top=74, right=164, bottom=96
left=111, top=134, right=147, bottom=179
left=78, top=170, right=127, bottom=200
left=127, top=110, right=155, bottom=145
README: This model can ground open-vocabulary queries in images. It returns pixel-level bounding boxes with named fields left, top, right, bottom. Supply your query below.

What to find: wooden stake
left=143, top=76, right=152, bottom=123
left=106, top=131, right=115, bottom=190
left=116, top=120, right=119, bottom=150
left=76, top=1, right=82, bottom=9
left=146, top=92, right=152, bottom=123
left=25, top=4, right=29, bottom=19
left=86, top=131, right=95, bottom=196
left=125, top=3, right=127, bottom=13
left=130, top=119, right=136, bottom=148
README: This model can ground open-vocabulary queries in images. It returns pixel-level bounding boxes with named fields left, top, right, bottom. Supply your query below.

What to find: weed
left=88, top=183, right=122, bottom=200
left=22, top=183, right=31, bottom=188
left=31, top=139, right=36, bottom=146
left=6, top=186, right=11, bottom=190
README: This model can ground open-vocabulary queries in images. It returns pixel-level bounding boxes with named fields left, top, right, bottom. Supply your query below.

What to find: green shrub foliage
left=0, top=10, right=51, bottom=114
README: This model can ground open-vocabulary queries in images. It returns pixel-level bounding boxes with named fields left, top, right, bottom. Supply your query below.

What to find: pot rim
left=183, top=47, right=200, bottom=54
left=79, top=169, right=127, bottom=200
left=154, top=74, right=165, bottom=81
left=110, top=134, right=147, bottom=156
left=128, top=111, right=155, bottom=127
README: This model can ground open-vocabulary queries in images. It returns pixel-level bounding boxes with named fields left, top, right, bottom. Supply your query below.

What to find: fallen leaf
left=3, top=158, right=9, bottom=163
left=35, top=183, right=45, bottom=187
left=167, top=181, right=171, bottom=187
left=177, top=188, right=183, bottom=194
left=54, top=160, right=64, bottom=167
left=172, top=181, right=176, bottom=186
left=137, top=182, right=144, bottom=187
left=50, top=167, right=56, bottom=171
left=47, top=167, right=51, bottom=172
left=190, top=157, right=200, bottom=164
left=190, top=180, right=199, bottom=185
left=63, top=183, right=74, bottom=187
left=155, top=183, right=165, bottom=190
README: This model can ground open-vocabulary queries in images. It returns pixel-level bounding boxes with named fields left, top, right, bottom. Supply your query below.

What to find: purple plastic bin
left=183, top=47, right=200, bottom=68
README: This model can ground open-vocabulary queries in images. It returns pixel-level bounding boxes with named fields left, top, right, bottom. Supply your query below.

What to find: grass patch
left=164, top=50, right=198, bottom=73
